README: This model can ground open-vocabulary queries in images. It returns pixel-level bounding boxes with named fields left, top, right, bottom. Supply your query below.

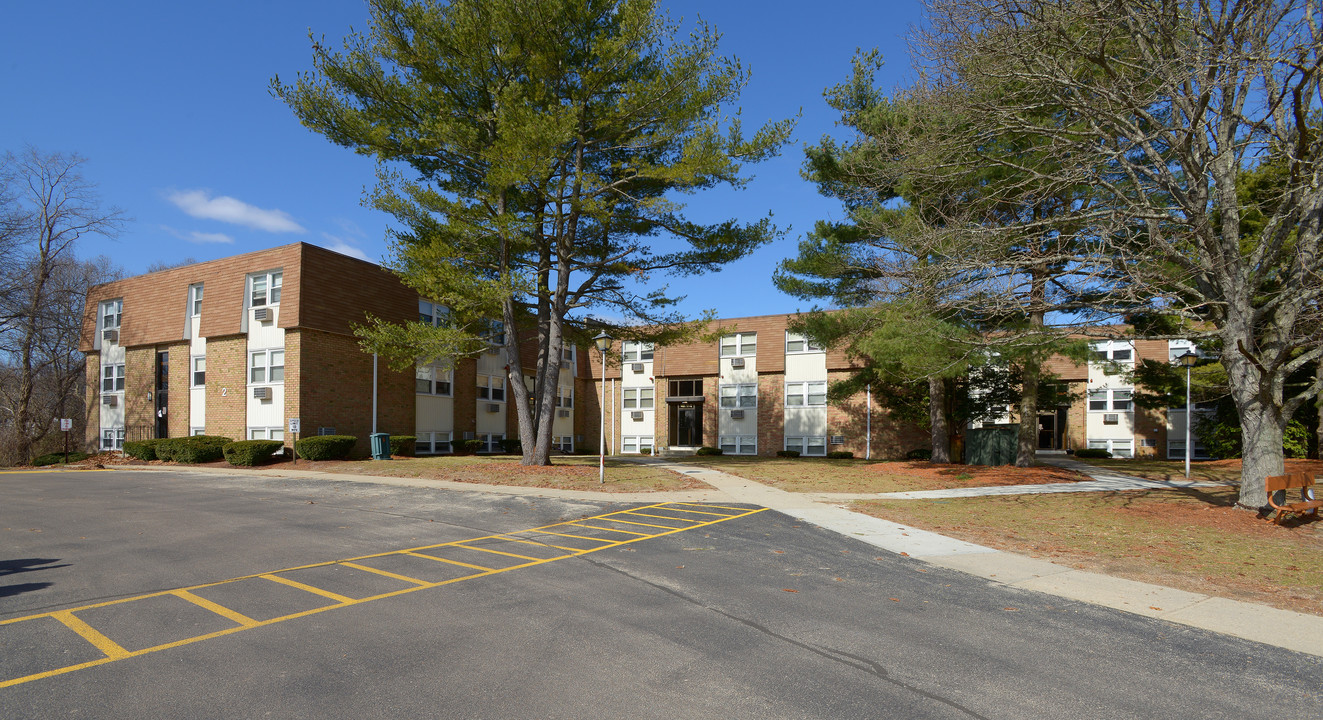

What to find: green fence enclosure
left=965, top=427, right=1018, bottom=466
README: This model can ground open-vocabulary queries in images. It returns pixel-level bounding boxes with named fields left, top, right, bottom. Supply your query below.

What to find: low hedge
left=294, top=435, right=358, bottom=461
left=826, top=450, right=855, bottom=459
left=124, top=438, right=168, bottom=461
left=499, top=438, right=523, bottom=455
left=157, top=435, right=233, bottom=463
left=389, top=435, right=416, bottom=457
left=905, top=448, right=933, bottom=461
left=33, top=452, right=89, bottom=466
left=776, top=450, right=801, bottom=458
left=223, top=440, right=285, bottom=466
left=695, top=446, right=723, bottom=456
left=1073, top=448, right=1113, bottom=459
left=453, top=439, right=484, bottom=455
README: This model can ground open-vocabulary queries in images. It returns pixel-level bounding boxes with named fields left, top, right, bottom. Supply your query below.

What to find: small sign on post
left=58, top=418, right=72, bottom=464
left=288, top=418, right=300, bottom=464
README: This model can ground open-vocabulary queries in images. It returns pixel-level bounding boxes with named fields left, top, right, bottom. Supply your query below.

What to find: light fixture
left=593, top=331, right=613, bottom=483
left=1177, top=351, right=1198, bottom=478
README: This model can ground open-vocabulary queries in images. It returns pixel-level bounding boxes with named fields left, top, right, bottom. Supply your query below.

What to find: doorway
left=1037, top=408, right=1065, bottom=450
left=669, top=403, right=702, bottom=447
left=155, top=351, right=169, bottom=439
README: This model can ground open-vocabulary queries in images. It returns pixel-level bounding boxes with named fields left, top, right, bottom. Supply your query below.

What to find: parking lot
left=2, top=469, right=1318, bottom=719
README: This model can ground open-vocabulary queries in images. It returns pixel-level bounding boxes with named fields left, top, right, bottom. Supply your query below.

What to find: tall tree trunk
left=1016, top=361, right=1039, bottom=467
left=928, top=375, right=950, bottom=462
left=1316, top=357, right=1323, bottom=461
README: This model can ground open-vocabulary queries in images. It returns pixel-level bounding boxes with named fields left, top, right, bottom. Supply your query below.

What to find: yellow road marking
left=51, top=611, right=129, bottom=659
left=340, top=562, right=430, bottom=587
left=595, top=517, right=688, bottom=530
left=532, top=530, right=616, bottom=543
left=404, top=552, right=493, bottom=572
left=504, top=537, right=580, bottom=553
left=0, top=503, right=764, bottom=690
left=654, top=506, right=734, bottom=517
left=569, top=523, right=650, bottom=536
left=170, top=590, right=258, bottom=627
left=673, top=502, right=748, bottom=513
left=621, top=511, right=703, bottom=523
left=450, top=544, right=540, bottom=561
left=261, top=574, right=354, bottom=604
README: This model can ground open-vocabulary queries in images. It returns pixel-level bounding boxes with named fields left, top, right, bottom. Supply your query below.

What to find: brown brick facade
left=203, top=336, right=248, bottom=441
left=83, top=352, right=100, bottom=450
left=296, top=328, right=414, bottom=457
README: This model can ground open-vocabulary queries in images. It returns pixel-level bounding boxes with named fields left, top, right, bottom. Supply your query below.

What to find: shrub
left=1073, top=448, right=1112, bottom=459
left=499, top=438, right=523, bottom=455
left=123, top=439, right=167, bottom=461
left=223, top=440, right=285, bottom=466
left=695, top=446, right=723, bottom=456
left=453, top=439, right=483, bottom=456
left=905, top=448, right=933, bottom=461
left=776, top=450, right=801, bottom=458
left=33, top=452, right=89, bottom=466
left=295, top=435, right=358, bottom=461
left=155, top=435, right=232, bottom=463
left=826, top=450, right=854, bottom=459
left=389, top=435, right=416, bottom=457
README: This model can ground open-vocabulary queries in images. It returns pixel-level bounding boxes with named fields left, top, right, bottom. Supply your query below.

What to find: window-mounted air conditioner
left=729, top=409, right=745, bottom=420
left=1103, top=413, right=1119, bottom=425
left=253, top=307, right=271, bottom=322
left=102, top=394, right=118, bottom=407
left=829, top=435, right=845, bottom=445
left=630, top=411, right=644, bottom=421
left=575, top=434, right=584, bottom=443
left=318, top=427, right=337, bottom=436
left=730, top=357, right=745, bottom=369
left=558, top=409, right=571, bottom=418
left=252, top=386, right=271, bottom=400
left=102, top=329, right=118, bottom=344
left=486, top=403, right=501, bottom=413
left=631, top=363, right=645, bottom=373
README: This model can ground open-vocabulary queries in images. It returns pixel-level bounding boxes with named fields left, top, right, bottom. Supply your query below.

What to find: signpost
left=288, top=418, right=300, bottom=465
left=58, top=418, right=72, bottom=464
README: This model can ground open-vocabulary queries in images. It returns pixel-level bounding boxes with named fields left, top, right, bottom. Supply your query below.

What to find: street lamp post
left=594, top=331, right=614, bottom=484
left=1178, top=350, right=1198, bottom=479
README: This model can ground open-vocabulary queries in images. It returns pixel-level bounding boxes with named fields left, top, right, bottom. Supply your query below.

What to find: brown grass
left=294, top=454, right=706, bottom=493
left=1074, top=456, right=1323, bottom=485
left=676, top=455, right=1089, bottom=493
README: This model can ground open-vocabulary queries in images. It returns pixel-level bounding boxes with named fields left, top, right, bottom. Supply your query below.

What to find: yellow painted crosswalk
left=0, top=502, right=763, bottom=689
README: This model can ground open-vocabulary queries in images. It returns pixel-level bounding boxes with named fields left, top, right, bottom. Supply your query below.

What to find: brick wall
left=826, top=371, right=928, bottom=459
left=453, top=357, right=478, bottom=440
left=283, top=331, right=301, bottom=448
left=204, top=336, right=248, bottom=441
left=165, top=342, right=191, bottom=438
left=296, top=328, right=414, bottom=457
left=84, top=352, right=100, bottom=451
left=124, top=347, right=154, bottom=442
left=756, top=373, right=784, bottom=456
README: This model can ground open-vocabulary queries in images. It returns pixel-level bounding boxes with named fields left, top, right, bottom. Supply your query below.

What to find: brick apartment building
left=81, top=242, right=1204, bottom=460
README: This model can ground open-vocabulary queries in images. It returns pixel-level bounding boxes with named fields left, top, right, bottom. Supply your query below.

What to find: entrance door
left=670, top=403, right=702, bottom=447
left=155, top=351, right=169, bottom=439
left=1037, top=409, right=1065, bottom=450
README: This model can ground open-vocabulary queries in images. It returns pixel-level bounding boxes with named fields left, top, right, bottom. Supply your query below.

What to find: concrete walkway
left=107, top=459, right=1320, bottom=658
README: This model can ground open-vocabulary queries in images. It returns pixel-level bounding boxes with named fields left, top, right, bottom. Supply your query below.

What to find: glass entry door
left=670, top=403, right=702, bottom=447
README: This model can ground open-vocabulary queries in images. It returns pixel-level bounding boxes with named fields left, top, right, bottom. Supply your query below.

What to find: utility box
left=370, top=432, right=391, bottom=461
left=965, top=427, right=1018, bottom=466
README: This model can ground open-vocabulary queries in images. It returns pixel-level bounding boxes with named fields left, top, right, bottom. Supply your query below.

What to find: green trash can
left=370, top=432, right=390, bottom=460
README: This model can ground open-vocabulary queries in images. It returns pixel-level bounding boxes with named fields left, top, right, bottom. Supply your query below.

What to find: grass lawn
left=854, top=485, right=1323, bottom=615
left=295, top=454, right=705, bottom=493
left=676, top=455, right=1090, bottom=493
left=1073, top=456, right=1323, bottom=485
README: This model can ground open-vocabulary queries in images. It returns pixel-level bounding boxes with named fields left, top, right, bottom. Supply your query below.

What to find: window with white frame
left=720, top=383, right=757, bottom=408
left=562, top=345, right=576, bottom=363
left=101, top=364, right=125, bottom=393
left=1088, top=438, right=1133, bottom=458
left=557, top=436, right=574, bottom=453
left=189, top=284, right=204, bottom=316
left=249, top=349, right=285, bottom=384
left=785, top=332, right=824, bottom=354
left=191, top=356, right=206, bottom=387
left=250, top=271, right=283, bottom=307
left=720, top=332, right=756, bottom=357
left=190, top=427, right=205, bottom=436
left=556, top=386, right=574, bottom=408
left=621, top=435, right=654, bottom=454
left=479, top=433, right=505, bottom=453
left=1091, top=341, right=1133, bottom=364
left=100, top=299, right=122, bottom=330
left=621, top=341, right=654, bottom=362
left=416, top=431, right=453, bottom=455
left=1167, top=439, right=1211, bottom=460
left=785, top=381, right=827, bottom=407
left=719, top=435, right=757, bottom=455
left=418, top=299, right=449, bottom=326
left=101, top=428, right=125, bottom=451
left=623, top=387, right=654, bottom=409
left=477, top=374, right=505, bottom=401
left=416, top=364, right=453, bottom=396
left=785, top=436, right=827, bottom=456
left=248, top=427, right=286, bottom=442
left=1088, top=388, right=1132, bottom=412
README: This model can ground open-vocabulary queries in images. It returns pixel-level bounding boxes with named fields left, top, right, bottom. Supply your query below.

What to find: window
left=248, top=428, right=286, bottom=441
left=785, top=381, right=827, bottom=407
left=785, top=332, right=824, bottom=353
left=477, top=374, right=505, bottom=401
left=786, top=437, right=827, bottom=456
left=417, top=431, right=453, bottom=455
left=562, top=345, right=577, bottom=363
left=720, top=332, right=756, bottom=357
left=556, top=386, right=574, bottom=408
left=557, top=436, right=574, bottom=453
left=189, top=284, right=204, bottom=316
left=479, top=433, right=505, bottom=453
left=100, top=299, right=122, bottom=330
left=719, top=435, right=757, bottom=455
left=621, top=436, right=654, bottom=454
left=249, top=349, right=285, bottom=384
left=668, top=378, right=703, bottom=398
left=101, top=428, right=125, bottom=451
left=418, top=300, right=449, bottom=326
left=1088, top=438, right=1133, bottom=458
left=1091, top=341, right=1134, bottom=365
left=191, top=356, right=206, bottom=387
left=623, top=387, right=654, bottom=409
left=190, top=427, right=205, bottom=436
left=485, top=320, right=505, bottom=346
left=250, top=271, right=283, bottom=307
left=1167, top=439, right=1211, bottom=460
left=416, top=365, right=453, bottom=396
left=720, top=383, right=757, bottom=408
left=621, top=341, right=654, bottom=362
left=1089, top=388, right=1133, bottom=412
left=101, top=364, right=125, bottom=393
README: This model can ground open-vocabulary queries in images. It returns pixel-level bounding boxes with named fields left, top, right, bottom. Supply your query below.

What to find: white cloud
left=167, top=190, right=305, bottom=233
left=321, top=233, right=372, bottom=262
left=160, top=225, right=234, bottom=244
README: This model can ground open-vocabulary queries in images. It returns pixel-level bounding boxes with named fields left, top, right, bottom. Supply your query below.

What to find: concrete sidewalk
left=109, top=459, right=1320, bottom=658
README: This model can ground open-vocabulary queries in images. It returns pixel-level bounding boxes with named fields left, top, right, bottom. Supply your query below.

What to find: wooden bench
left=1265, top=472, right=1322, bottom=524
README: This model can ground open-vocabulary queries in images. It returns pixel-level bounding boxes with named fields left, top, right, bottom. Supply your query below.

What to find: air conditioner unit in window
left=631, top=363, right=645, bottom=373
left=730, top=357, right=745, bottom=368
left=1103, top=413, right=1119, bottom=425
left=102, top=329, right=118, bottom=344
left=252, top=386, right=271, bottom=400
left=253, top=307, right=271, bottom=322
left=318, top=427, right=337, bottom=436
left=829, top=435, right=845, bottom=445
left=102, top=394, right=117, bottom=407
left=558, top=409, right=570, bottom=418
left=630, top=411, right=644, bottom=421
left=576, top=434, right=584, bottom=443
left=486, top=403, right=501, bottom=413
left=729, top=409, right=745, bottom=419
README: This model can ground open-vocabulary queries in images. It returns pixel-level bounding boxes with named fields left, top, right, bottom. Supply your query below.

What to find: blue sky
left=1, top=1, right=924, bottom=321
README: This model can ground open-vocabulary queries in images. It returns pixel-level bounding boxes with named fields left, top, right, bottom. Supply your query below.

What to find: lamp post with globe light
left=594, top=331, right=613, bottom=484
left=1178, top=350, right=1198, bottom=478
